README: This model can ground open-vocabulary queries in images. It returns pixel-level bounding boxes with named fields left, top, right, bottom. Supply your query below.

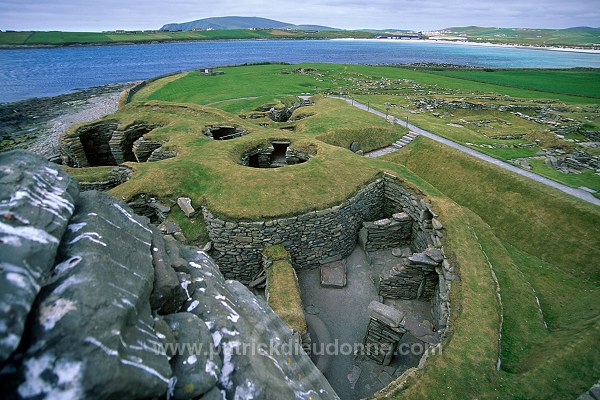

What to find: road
left=331, top=97, right=600, bottom=207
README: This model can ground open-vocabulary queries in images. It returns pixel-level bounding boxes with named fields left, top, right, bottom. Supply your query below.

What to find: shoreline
left=332, top=38, right=600, bottom=54
left=1, top=36, right=599, bottom=54
left=0, top=82, right=136, bottom=158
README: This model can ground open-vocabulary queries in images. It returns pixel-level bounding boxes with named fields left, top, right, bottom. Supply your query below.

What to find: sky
left=0, top=0, right=599, bottom=32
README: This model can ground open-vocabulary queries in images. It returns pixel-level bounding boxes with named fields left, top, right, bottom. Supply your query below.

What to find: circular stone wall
left=240, top=140, right=315, bottom=168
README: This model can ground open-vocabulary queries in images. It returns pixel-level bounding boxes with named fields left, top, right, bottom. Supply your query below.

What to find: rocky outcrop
left=0, top=150, right=79, bottom=363
left=3, top=190, right=172, bottom=399
left=0, top=151, right=338, bottom=400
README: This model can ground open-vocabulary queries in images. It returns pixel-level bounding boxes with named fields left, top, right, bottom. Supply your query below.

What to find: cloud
left=0, top=0, right=598, bottom=31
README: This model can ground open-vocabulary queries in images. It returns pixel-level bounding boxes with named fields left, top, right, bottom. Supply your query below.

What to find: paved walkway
left=330, top=97, right=600, bottom=207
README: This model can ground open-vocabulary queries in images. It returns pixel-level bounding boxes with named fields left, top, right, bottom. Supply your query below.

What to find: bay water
left=1, top=39, right=599, bottom=103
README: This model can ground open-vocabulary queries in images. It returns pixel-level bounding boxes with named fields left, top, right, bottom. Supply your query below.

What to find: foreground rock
left=0, top=151, right=338, bottom=400
left=0, top=150, right=79, bottom=363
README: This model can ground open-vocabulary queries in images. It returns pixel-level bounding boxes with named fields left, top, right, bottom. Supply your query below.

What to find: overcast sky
left=0, top=0, right=598, bottom=32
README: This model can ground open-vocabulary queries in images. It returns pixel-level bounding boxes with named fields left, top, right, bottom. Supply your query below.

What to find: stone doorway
left=270, top=141, right=290, bottom=167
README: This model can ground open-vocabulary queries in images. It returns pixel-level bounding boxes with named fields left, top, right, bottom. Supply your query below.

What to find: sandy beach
left=333, top=37, right=600, bottom=54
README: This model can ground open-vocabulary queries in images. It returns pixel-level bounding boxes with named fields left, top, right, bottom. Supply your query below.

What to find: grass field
left=381, top=137, right=599, bottom=398
left=427, top=69, right=600, bottom=99
left=63, top=63, right=600, bottom=398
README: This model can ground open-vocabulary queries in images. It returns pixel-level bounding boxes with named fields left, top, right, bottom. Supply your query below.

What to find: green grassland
left=383, top=137, right=599, bottom=398
left=65, top=63, right=599, bottom=398
left=0, top=29, right=373, bottom=46
left=427, top=69, right=600, bottom=99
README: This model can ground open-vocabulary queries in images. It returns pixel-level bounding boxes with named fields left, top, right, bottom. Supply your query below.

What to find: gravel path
left=331, top=97, right=600, bottom=207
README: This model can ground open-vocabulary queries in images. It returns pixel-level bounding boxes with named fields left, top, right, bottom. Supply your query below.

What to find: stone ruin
left=204, top=125, right=247, bottom=140
left=241, top=140, right=313, bottom=168
left=241, top=97, right=313, bottom=122
left=60, top=121, right=175, bottom=167
left=203, top=173, right=454, bottom=371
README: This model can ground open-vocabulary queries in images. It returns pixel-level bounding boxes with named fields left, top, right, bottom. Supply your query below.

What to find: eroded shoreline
left=0, top=82, right=136, bottom=158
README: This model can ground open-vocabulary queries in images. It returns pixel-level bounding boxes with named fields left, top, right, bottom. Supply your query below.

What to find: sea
left=1, top=39, right=600, bottom=103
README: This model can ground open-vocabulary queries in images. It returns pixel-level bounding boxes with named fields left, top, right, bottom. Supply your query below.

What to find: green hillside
left=0, top=29, right=373, bottom=47
left=443, top=26, right=600, bottom=48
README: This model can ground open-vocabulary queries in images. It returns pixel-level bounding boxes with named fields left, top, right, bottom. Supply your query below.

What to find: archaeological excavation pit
left=202, top=173, right=454, bottom=399
left=60, top=121, right=174, bottom=168
left=204, top=125, right=247, bottom=140
left=241, top=140, right=314, bottom=168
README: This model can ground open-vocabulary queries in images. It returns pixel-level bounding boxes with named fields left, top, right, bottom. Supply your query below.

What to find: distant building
left=199, top=68, right=225, bottom=76
left=374, top=32, right=423, bottom=40
left=115, top=30, right=125, bottom=33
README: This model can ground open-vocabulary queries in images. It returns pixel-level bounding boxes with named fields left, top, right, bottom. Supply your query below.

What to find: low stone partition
left=359, top=212, right=413, bottom=252
left=263, top=245, right=310, bottom=350
left=77, top=166, right=131, bottom=192
left=363, top=301, right=407, bottom=365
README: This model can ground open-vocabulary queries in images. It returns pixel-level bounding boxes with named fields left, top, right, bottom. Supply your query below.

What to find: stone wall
left=358, top=212, right=413, bottom=251
left=203, top=172, right=453, bottom=334
left=62, top=121, right=119, bottom=167
left=60, top=121, right=168, bottom=168
left=203, top=179, right=386, bottom=283
left=78, top=166, right=131, bottom=192
left=204, top=173, right=446, bottom=283
left=240, top=141, right=312, bottom=168
left=378, top=252, right=441, bottom=301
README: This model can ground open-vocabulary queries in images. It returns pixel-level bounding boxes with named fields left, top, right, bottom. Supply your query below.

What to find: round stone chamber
left=240, top=140, right=315, bottom=168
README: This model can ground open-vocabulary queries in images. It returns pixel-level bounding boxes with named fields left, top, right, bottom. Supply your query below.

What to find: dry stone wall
left=203, top=173, right=453, bottom=333
left=60, top=121, right=170, bottom=168
left=203, top=179, right=386, bottom=283
left=359, top=212, right=413, bottom=251
left=203, top=173, right=443, bottom=283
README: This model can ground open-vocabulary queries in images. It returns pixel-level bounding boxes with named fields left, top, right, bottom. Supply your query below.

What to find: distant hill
left=565, top=26, right=600, bottom=30
left=160, top=16, right=340, bottom=31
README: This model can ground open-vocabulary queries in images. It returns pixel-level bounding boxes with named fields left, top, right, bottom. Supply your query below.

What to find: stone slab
left=409, top=253, right=438, bottom=266
left=320, top=260, right=347, bottom=288
left=177, top=197, right=195, bottom=217
left=368, top=301, right=405, bottom=328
